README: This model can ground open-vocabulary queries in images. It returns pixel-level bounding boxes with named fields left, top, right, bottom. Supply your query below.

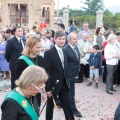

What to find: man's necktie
left=19, top=39, right=23, bottom=49
left=73, top=46, right=78, bottom=59
left=58, top=50, right=64, bottom=68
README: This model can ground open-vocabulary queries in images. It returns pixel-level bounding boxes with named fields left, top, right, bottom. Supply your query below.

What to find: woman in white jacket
left=105, top=34, right=120, bottom=95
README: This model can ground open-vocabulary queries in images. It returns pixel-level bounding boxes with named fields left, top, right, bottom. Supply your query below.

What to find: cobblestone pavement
left=0, top=77, right=120, bottom=120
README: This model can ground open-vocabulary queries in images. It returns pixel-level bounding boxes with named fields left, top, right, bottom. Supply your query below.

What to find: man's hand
left=91, top=66, right=94, bottom=70
left=46, top=91, right=52, bottom=98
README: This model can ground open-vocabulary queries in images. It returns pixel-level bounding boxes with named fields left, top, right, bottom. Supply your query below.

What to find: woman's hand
left=0, top=50, right=3, bottom=54
left=46, top=91, right=52, bottom=98
left=41, top=93, right=47, bottom=103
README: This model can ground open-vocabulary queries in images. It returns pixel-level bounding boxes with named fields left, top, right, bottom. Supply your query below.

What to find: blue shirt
left=78, top=30, right=92, bottom=40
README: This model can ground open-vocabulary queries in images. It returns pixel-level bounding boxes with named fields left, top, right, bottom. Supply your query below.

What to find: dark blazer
left=44, top=46, right=69, bottom=95
left=89, top=53, right=101, bottom=68
left=5, top=36, right=25, bottom=71
left=64, top=44, right=80, bottom=81
left=69, top=20, right=77, bottom=26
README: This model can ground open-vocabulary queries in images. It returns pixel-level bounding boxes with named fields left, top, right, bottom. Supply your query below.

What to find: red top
left=40, top=23, right=47, bottom=31
left=102, top=41, right=108, bottom=61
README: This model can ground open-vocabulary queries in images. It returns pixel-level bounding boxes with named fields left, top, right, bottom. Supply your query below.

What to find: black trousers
left=70, top=79, right=79, bottom=114
left=114, top=60, right=120, bottom=85
left=102, top=60, right=107, bottom=83
left=46, top=82, right=74, bottom=120
left=11, top=70, right=16, bottom=89
left=78, top=63, right=89, bottom=83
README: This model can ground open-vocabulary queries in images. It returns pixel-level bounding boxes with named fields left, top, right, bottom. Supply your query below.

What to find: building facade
left=0, top=0, right=54, bottom=30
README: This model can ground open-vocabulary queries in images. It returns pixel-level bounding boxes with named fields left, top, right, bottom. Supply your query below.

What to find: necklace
left=30, top=57, right=37, bottom=65
left=30, top=56, right=38, bottom=65
left=20, top=88, right=29, bottom=98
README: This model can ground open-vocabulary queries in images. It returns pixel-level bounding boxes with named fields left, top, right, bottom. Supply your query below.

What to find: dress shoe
left=111, top=88, right=116, bottom=91
left=74, top=111, right=83, bottom=117
left=107, top=91, right=113, bottom=95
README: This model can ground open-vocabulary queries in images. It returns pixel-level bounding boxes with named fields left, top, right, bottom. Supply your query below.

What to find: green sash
left=19, top=55, right=35, bottom=66
left=5, top=91, right=38, bottom=120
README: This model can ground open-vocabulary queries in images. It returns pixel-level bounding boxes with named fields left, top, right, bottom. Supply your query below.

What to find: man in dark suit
left=44, top=31, right=74, bottom=120
left=64, top=32, right=82, bottom=118
left=5, top=26, right=25, bottom=89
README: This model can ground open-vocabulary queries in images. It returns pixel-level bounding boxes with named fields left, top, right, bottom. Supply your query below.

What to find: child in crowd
left=86, top=45, right=101, bottom=88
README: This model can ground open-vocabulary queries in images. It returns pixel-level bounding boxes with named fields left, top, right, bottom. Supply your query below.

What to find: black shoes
left=95, top=84, right=98, bottom=89
left=111, top=88, right=116, bottom=91
left=86, top=82, right=92, bottom=86
left=107, top=91, right=113, bottom=95
left=74, top=111, right=83, bottom=117
left=107, top=88, right=116, bottom=95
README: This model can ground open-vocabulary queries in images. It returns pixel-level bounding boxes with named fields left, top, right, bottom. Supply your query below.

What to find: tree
left=82, top=0, right=104, bottom=15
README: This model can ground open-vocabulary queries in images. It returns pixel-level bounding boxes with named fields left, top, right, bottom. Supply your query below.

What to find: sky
left=54, top=0, right=120, bottom=10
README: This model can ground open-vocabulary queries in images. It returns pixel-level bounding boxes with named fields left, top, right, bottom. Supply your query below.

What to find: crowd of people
left=0, top=18, right=120, bottom=120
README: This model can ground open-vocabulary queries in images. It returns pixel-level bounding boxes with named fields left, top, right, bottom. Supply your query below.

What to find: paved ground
left=0, top=77, right=120, bottom=120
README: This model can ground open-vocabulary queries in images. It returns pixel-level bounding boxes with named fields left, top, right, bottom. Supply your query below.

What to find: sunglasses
left=31, top=83, right=46, bottom=91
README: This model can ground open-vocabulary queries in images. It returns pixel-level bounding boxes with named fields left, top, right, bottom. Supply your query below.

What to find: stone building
left=0, top=0, right=55, bottom=30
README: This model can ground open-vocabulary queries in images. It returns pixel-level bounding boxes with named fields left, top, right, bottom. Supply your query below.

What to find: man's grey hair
left=83, top=21, right=89, bottom=26
left=67, top=32, right=77, bottom=42
left=54, top=31, right=66, bottom=39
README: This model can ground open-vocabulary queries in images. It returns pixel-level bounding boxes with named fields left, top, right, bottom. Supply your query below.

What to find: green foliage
left=60, top=0, right=120, bottom=31
left=103, top=13, right=120, bottom=31
left=68, top=12, right=120, bottom=31
left=82, top=0, right=104, bottom=15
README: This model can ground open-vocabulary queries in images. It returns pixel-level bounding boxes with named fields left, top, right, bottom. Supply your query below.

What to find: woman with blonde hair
left=15, top=36, right=43, bottom=106
left=1, top=66, right=48, bottom=120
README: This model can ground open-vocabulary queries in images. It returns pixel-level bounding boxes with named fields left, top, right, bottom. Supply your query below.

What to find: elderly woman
left=105, top=34, right=120, bottom=95
left=1, top=66, right=48, bottom=120
left=15, top=36, right=43, bottom=106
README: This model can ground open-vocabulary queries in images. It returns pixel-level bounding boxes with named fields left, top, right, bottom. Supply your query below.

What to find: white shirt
left=55, top=44, right=64, bottom=57
left=16, top=36, right=24, bottom=49
left=105, top=44, right=119, bottom=65
left=55, top=44, right=64, bottom=68
left=68, top=43, right=75, bottom=50
left=30, top=31, right=37, bottom=36
left=40, top=39, right=53, bottom=57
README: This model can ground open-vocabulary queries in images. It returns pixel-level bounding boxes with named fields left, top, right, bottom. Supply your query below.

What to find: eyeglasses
left=31, top=83, right=46, bottom=91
